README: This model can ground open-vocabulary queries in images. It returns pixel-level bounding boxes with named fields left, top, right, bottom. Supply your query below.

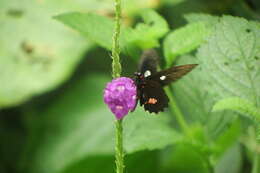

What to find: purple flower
left=104, top=77, right=137, bottom=120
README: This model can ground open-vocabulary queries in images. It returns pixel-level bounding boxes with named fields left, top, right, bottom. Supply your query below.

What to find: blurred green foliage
left=0, top=0, right=260, bottom=173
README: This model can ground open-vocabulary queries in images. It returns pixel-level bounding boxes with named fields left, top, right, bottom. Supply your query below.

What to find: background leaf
left=54, top=12, right=113, bottom=50
left=0, top=0, right=92, bottom=108
left=213, top=120, right=241, bottom=158
left=126, top=9, right=169, bottom=49
left=62, top=151, right=159, bottom=173
left=184, top=13, right=219, bottom=27
left=163, top=22, right=209, bottom=65
left=160, top=143, right=211, bottom=173
left=123, top=110, right=181, bottom=153
left=171, top=55, right=237, bottom=138
left=196, top=16, right=260, bottom=105
left=213, top=97, right=260, bottom=121
left=215, top=144, right=243, bottom=173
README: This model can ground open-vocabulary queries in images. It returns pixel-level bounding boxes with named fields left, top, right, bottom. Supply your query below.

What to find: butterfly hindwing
left=140, top=80, right=169, bottom=113
left=147, top=64, right=198, bottom=86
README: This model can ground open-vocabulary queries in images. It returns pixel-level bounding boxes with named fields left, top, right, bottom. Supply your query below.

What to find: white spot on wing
left=160, top=75, right=166, bottom=80
left=144, top=70, right=151, bottom=77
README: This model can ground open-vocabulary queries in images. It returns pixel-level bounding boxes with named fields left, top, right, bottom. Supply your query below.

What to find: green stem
left=252, top=153, right=259, bottom=173
left=206, top=157, right=214, bottom=173
left=111, top=0, right=124, bottom=172
left=115, top=120, right=124, bottom=173
left=252, top=125, right=259, bottom=173
left=165, top=87, right=191, bottom=137
left=252, top=95, right=259, bottom=173
left=112, top=0, right=122, bottom=78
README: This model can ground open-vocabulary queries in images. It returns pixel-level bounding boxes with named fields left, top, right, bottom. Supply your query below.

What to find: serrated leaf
left=163, top=22, right=209, bottom=65
left=213, top=97, right=260, bottom=121
left=21, top=75, right=180, bottom=173
left=0, top=0, right=92, bottom=108
left=172, top=55, right=237, bottom=138
left=197, top=15, right=260, bottom=105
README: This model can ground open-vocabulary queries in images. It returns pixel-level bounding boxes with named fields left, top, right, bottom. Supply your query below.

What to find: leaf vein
left=228, top=20, right=258, bottom=106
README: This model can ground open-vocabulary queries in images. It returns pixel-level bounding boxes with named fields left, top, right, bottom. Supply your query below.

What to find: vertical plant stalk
left=157, top=65, right=190, bottom=137
left=165, top=87, right=190, bottom=137
left=252, top=122, right=259, bottom=173
left=112, top=0, right=122, bottom=78
left=252, top=153, right=259, bottom=173
left=115, top=119, right=124, bottom=173
left=111, top=0, right=124, bottom=172
left=252, top=100, right=259, bottom=173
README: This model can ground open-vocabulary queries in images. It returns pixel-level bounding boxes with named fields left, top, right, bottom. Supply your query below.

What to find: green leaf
left=127, top=9, right=169, bottom=49
left=0, top=0, right=92, bottom=108
left=161, top=0, right=185, bottom=6
left=123, top=151, right=159, bottom=173
left=21, top=75, right=114, bottom=173
left=54, top=10, right=169, bottom=56
left=54, top=12, right=113, bottom=50
left=215, top=144, right=243, bottom=173
left=213, top=120, right=241, bottom=158
left=21, top=74, right=180, bottom=173
left=62, top=151, right=159, bottom=173
left=213, top=97, right=260, bottom=121
left=124, top=109, right=181, bottom=153
left=184, top=13, right=219, bottom=27
left=163, top=22, right=209, bottom=65
left=122, top=0, right=160, bottom=16
left=160, top=143, right=211, bottom=173
left=197, top=15, right=260, bottom=105
left=62, top=155, right=115, bottom=173
left=172, top=55, right=237, bottom=138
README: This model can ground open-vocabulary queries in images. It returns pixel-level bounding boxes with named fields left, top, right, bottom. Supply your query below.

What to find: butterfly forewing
left=147, top=64, right=198, bottom=86
left=138, top=49, right=159, bottom=77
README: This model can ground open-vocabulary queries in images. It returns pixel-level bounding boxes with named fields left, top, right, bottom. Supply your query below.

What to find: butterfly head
left=134, top=72, right=145, bottom=84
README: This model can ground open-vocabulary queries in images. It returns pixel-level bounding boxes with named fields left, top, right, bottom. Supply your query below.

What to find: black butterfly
left=133, top=49, right=197, bottom=113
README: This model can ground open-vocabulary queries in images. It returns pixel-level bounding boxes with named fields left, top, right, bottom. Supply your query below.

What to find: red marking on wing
left=148, top=98, right=157, bottom=104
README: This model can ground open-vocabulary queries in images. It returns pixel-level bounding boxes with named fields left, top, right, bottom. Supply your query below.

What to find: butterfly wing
left=138, top=49, right=159, bottom=75
left=139, top=80, right=169, bottom=113
left=135, top=50, right=197, bottom=113
left=147, top=64, right=198, bottom=86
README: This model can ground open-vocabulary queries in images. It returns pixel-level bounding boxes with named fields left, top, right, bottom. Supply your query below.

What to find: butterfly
left=133, top=49, right=197, bottom=113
